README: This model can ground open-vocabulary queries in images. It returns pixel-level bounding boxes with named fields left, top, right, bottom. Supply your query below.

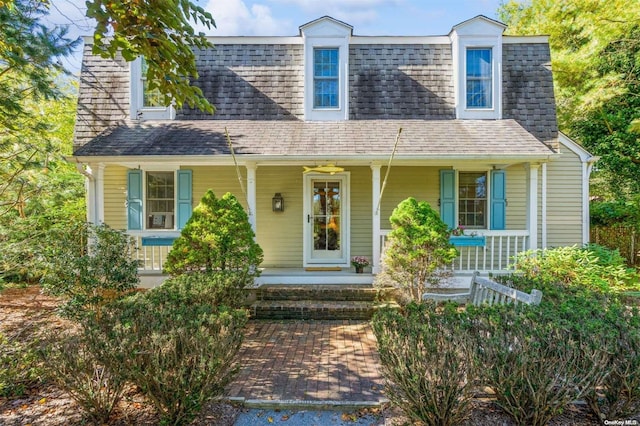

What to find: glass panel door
left=310, top=178, right=343, bottom=261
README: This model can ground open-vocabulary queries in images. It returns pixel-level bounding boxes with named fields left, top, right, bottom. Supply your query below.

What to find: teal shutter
left=440, top=170, right=456, bottom=229
left=491, top=170, right=506, bottom=230
left=127, top=170, right=143, bottom=230
left=176, top=170, right=192, bottom=230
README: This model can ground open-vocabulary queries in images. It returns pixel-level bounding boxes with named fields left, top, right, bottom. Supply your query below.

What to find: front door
left=304, top=174, right=349, bottom=266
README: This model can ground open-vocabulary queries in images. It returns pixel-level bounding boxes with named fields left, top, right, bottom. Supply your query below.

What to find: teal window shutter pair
left=127, top=170, right=192, bottom=230
left=439, top=169, right=505, bottom=230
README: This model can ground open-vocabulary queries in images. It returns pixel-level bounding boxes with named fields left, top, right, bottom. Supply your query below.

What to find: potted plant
left=351, top=256, right=370, bottom=273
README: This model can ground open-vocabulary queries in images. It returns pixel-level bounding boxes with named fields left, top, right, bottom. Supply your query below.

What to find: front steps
left=247, top=285, right=397, bottom=320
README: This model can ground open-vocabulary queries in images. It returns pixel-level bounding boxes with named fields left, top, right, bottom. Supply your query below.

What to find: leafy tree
left=86, top=0, right=216, bottom=114
left=378, top=198, right=458, bottom=302
left=498, top=0, right=640, bottom=197
left=164, top=190, right=263, bottom=278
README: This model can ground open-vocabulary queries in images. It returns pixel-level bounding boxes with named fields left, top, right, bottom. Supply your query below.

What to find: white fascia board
left=350, top=36, right=450, bottom=45
left=558, top=132, right=596, bottom=163
left=503, top=36, right=549, bottom=44
left=206, top=36, right=303, bottom=45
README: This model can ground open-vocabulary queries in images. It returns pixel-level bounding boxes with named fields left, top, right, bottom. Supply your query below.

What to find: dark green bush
left=85, top=275, right=248, bottom=426
left=145, top=270, right=250, bottom=309
left=44, top=332, right=126, bottom=423
left=470, top=304, right=609, bottom=426
left=41, top=222, right=139, bottom=319
left=164, top=190, right=263, bottom=278
left=372, top=302, right=477, bottom=426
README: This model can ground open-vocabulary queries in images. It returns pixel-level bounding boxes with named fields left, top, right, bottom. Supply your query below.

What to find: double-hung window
left=458, top=172, right=487, bottom=229
left=466, top=48, right=492, bottom=109
left=313, top=48, right=339, bottom=108
left=440, top=169, right=506, bottom=231
left=127, top=169, right=192, bottom=231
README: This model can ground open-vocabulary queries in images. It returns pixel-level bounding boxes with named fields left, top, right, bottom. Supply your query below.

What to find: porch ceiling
left=73, top=119, right=555, bottom=160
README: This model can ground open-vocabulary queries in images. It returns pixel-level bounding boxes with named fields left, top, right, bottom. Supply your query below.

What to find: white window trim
left=450, top=17, right=504, bottom=120
left=130, top=57, right=176, bottom=121
left=452, top=168, right=494, bottom=231
left=142, top=165, right=179, bottom=231
left=301, top=18, right=351, bottom=121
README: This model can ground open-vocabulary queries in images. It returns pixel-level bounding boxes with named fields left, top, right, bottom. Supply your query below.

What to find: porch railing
left=130, top=234, right=176, bottom=273
left=380, top=230, right=530, bottom=274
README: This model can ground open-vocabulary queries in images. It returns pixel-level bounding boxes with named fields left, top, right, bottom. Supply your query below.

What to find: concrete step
left=248, top=300, right=398, bottom=320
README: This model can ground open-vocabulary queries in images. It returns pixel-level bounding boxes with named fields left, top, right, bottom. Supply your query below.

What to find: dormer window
left=141, top=57, right=164, bottom=108
left=300, top=16, right=352, bottom=121
left=450, top=16, right=505, bottom=120
left=314, top=48, right=339, bottom=108
left=466, top=48, right=492, bottom=109
left=130, top=57, right=176, bottom=121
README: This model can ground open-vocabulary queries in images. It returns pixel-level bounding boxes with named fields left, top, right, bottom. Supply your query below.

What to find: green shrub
left=0, top=332, right=45, bottom=397
left=43, top=332, right=126, bottom=423
left=586, top=306, right=640, bottom=419
left=164, top=190, right=263, bottom=278
left=146, top=270, right=250, bottom=309
left=85, top=279, right=248, bottom=426
left=372, top=302, right=477, bottom=426
left=41, top=222, right=139, bottom=319
left=471, top=304, right=609, bottom=426
left=377, top=198, right=458, bottom=302
left=511, top=244, right=639, bottom=297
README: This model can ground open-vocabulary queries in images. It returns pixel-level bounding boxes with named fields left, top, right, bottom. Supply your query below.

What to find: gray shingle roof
left=73, top=119, right=554, bottom=159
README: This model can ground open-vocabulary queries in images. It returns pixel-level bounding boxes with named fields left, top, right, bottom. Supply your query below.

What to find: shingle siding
left=73, top=43, right=131, bottom=151
left=349, top=45, right=455, bottom=119
left=177, top=44, right=304, bottom=120
left=502, top=43, right=558, bottom=148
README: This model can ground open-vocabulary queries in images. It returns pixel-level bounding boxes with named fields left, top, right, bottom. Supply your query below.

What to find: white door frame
left=303, top=172, right=350, bottom=267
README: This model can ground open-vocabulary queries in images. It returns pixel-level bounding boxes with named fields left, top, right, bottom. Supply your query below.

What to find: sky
left=47, top=0, right=506, bottom=73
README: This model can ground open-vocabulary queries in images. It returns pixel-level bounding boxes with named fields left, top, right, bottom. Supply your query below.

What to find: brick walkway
left=225, top=320, right=386, bottom=403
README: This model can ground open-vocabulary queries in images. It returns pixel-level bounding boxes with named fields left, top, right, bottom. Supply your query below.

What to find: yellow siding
left=379, top=167, right=440, bottom=228
left=190, top=166, right=247, bottom=210
left=349, top=167, right=372, bottom=260
left=546, top=149, right=583, bottom=246
left=103, top=165, right=127, bottom=230
left=256, top=167, right=304, bottom=267
left=505, top=165, right=527, bottom=230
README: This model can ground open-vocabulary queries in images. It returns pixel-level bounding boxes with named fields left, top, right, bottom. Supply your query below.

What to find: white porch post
left=246, top=162, right=257, bottom=232
left=96, top=163, right=105, bottom=224
left=527, top=163, right=539, bottom=250
left=541, top=162, right=547, bottom=249
left=371, top=163, right=381, bottom=273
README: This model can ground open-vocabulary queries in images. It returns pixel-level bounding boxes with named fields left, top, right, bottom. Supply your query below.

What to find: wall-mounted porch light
left=272, top=193, right=284, bottom=212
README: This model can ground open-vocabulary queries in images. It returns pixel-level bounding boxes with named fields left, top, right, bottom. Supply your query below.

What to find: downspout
left=583, top=156, right=600, bottom=245
left=541, top=163, right=547, bottom=249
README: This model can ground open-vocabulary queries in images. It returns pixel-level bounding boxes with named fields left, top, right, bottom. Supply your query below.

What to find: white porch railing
left=131, top=235, right=175, bottom=273
left=380, top=230, right=530, bottom=274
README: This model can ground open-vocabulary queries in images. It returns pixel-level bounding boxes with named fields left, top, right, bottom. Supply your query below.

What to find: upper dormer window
left=130, top=57, right=176, bottom=121
left=314, top=48, right=339, bottom=108
left=466, top=48, right=492, bottom=109
left=141, top=57, right=164, bottom=108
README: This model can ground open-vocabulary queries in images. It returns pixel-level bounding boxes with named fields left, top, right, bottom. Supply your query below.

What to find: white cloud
left=268, top=0, right=402, bottom=27
left=200, top=0, right=293, bottom=35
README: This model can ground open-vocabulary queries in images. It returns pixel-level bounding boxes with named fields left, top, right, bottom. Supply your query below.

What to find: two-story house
left=71, top=15, right=595, bottom=287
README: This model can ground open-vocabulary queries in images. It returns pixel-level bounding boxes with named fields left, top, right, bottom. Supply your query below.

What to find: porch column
left=371, top=163, right=381, bottom=274
left=246, top=162, right=257, bottom=232
left=96, top=163, right=105, bottom=224
left=527, top=163, right=539, bottom=250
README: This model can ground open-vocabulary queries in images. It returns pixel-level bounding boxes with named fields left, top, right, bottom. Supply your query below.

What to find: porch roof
left=73, top=119, right=555, bottom=160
